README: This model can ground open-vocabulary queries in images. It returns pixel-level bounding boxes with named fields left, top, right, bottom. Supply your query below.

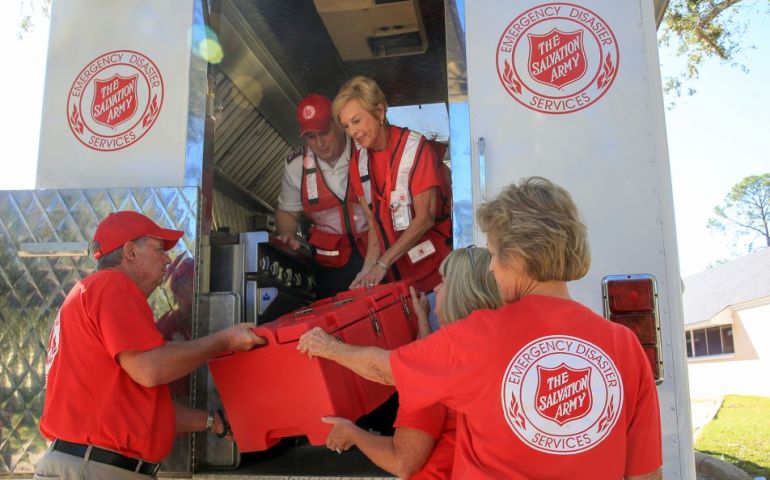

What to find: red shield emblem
left=535, top=363, right=592, bottom=425
left=528, top=29, right=586, bottom=89
left=91, top=74, right=138, bottom=128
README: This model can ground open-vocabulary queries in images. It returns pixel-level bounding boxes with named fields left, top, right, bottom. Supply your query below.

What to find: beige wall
left=687, top=302, right=770, bottom=398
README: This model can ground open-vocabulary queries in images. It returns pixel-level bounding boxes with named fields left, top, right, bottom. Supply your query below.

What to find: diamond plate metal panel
left=0, top=187, right=199, bottom=475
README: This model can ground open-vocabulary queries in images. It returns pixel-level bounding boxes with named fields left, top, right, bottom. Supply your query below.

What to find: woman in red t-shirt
left=331, top=76, right=452, bottom=293
left=319, top=247, right=501, bottom=479
left=298, top=177, right=663, bottom=480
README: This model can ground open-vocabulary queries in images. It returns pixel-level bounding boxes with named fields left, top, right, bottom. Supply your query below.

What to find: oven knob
left=306, top=276, right=315, bottom=291
left=283, top=268, right=293, bottom=285
left=270, top=262, right=280, bottom=277
left=294, top=273, right=302, bottom=287
left=259, top=256, right=271, bottom=272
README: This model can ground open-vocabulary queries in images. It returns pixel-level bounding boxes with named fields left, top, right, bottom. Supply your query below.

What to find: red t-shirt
left=394, top=403, right=457, bottom=479
left=40, top=269, right=176, bottom=462
left=390, top=295, right=662, bottom=479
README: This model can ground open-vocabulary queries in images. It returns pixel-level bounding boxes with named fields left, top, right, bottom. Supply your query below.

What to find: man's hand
left=276, top=233, right=302, bottom=251
left=219, top=323, right=265, bottom=352
left=297, top=327, right=337, bottom=359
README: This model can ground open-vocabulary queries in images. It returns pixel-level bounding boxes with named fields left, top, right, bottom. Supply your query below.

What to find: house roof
left=682, top=247, right=770, bottom=325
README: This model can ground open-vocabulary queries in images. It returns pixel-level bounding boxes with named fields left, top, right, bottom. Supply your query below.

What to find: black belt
left=52, top=439, right=160, bottom=476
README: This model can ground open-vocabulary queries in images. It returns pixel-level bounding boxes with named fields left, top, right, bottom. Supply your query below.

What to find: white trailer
left=0, top=0, right=694, bottom=477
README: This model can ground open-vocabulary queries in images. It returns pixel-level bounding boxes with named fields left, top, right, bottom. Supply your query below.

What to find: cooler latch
left=399, top=294, right=411, bottom=318
left=368, top=308, right=382, bottom=336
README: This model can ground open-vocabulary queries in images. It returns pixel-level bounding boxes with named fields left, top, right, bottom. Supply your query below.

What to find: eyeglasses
left=465, top=244, right=476, bottom=269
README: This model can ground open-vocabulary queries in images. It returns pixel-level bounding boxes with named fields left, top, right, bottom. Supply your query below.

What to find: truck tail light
left=602, top=275, right=663, bottom=383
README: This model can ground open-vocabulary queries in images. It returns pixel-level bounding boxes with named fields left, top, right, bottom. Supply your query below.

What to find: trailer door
left=450, top=0, right=695, bottom=477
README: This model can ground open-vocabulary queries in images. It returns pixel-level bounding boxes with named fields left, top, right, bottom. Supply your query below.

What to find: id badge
left=407, top=239, right=436, bottom=264
left=390, top=191, right=412, bottom=231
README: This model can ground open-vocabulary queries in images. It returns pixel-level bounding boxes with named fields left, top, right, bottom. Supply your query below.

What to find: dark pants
left=314, top=248, right=365, bottom=300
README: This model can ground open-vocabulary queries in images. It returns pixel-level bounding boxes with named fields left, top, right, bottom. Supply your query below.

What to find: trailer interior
left=196, top=0, right=451, bottom=475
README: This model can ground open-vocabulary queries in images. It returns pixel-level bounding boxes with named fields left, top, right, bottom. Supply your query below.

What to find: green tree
left=18, top=0, right=51, bottom=38
left=707, top=174, right=770, bottom=252
left=659, top=0, right=768, bottom=98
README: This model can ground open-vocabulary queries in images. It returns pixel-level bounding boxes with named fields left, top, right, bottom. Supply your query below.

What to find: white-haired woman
left=298, top=177, right=663, bottom=480
left=317, top=246, right=501, bottom=479
left=332, top=76, right=452, bottom=294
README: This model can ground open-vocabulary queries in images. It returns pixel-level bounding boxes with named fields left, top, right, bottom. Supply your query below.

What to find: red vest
left=300, top=146, right=368, bottom=268
left=351, top=128, right=452, bottom=291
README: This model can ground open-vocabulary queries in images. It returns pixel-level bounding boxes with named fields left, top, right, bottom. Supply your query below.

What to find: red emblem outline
left=496, top=3, right=619, bottom=115
left=501, top=335, right=624, bottom=455
left=66, top=50, right=164, bottom=152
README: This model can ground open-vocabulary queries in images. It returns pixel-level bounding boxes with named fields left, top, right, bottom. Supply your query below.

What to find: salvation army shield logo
left=496, top=3, right=619, bottom=114
left=67, top=50, right=164, bottom=151
left=302, top=105, right=317, bottom=119
left=91, top=74, right=138, bottom=128
left=501, top=335, right=623, bottom=454
left=528, top=29, right=586, bottom=89
left=535, top=363, right=592, bottom=425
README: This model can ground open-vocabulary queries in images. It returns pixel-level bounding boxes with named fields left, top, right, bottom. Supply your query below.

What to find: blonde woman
left=318, top=247, right=501, bottom=479
left=332, top=76, right=452, bottom=293
left=298, top=177, right=663, bottom=480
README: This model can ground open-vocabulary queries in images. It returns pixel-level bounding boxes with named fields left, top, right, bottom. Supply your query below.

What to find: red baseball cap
left=297, top=94, right=332, bottom=137
left=92, top=211, right=184, bottom=259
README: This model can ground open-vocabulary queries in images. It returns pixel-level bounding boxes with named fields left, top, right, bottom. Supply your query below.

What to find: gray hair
left=438, top=246, right=503, bottom=324
left=93, top=236, right=148, bottom=270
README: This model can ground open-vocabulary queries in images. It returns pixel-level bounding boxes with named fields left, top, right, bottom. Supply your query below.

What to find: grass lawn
left=695, top=395, right=770, bottom=477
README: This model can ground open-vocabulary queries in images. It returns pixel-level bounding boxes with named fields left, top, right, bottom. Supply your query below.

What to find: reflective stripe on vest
left=303, top=147, right=319, bottom=205
left=357, top=130, right=422, bottom=205
left=357, top=143, right=372, bottom=205
left=393, top=131, right=422, bottom=205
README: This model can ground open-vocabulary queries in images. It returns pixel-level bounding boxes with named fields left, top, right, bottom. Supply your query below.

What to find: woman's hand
left=410, top=286, right=431, bottom=339
left=322, top=416, right=357, bottom=454
left=361, top=263, right=388, bottom=289
left=349, top=267, right=371, bottom=289
left=297, top=327, right=338, bottom=359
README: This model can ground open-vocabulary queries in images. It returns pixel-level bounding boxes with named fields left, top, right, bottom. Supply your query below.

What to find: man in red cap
left=36, top=211, right=264, bottom=479
left=276, top=93, right=376, bottom=298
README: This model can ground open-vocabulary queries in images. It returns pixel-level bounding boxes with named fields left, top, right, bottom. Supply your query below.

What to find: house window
left=685, top=325, right=735, bottom=358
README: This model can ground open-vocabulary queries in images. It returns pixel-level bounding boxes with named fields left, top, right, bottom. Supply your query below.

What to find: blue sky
left=659, top=7, right=769, bottom=275
left=0, top=2, right=767, bottom=277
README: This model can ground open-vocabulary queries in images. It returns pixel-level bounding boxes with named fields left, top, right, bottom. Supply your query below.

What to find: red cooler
left=208, top=281, right=417, bottom=452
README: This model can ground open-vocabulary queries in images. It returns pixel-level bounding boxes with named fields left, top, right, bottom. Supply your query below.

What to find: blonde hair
left=332, top=76, right=388, bottom=124
left=438, top=247, right=503, bottom=324
left=476, top=176, right=590, bottom=282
